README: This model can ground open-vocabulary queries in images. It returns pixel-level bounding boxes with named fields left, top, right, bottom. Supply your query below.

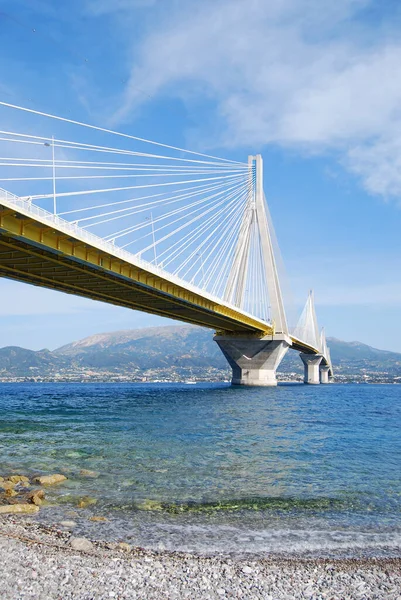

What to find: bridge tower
left=214, top=155, right=292, bottom=386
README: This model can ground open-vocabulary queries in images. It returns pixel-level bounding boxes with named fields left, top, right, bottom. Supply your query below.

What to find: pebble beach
left=0, top=516, right=400, bottom=600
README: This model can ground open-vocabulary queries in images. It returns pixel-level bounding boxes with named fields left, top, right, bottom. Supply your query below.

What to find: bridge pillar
left=320, top=364, right=330, bottom=384
left=300, top=353, right=323, bottom=384
left=214, top=334, right=291, bottom=386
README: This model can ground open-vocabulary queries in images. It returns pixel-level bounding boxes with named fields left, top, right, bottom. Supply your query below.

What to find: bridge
left=0, top=102, right=332, bottom=386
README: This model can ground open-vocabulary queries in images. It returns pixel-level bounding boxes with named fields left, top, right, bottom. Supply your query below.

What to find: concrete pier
left=320, top=364, right=330, bottom=384
left=300, top=353, right=323, bottom=384
left=214, top=334, right=291, bottom=386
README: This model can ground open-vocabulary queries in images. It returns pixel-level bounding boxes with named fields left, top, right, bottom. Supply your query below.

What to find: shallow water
left=0, top=382, right=400, bottom=557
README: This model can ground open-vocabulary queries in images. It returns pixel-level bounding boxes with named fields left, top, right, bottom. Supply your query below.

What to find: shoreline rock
left=32, top=474, right=67, bottom=486
left=0, top=504, right=40, bottom=515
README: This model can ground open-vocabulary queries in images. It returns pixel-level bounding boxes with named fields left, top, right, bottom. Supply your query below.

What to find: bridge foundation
left=214, top=334, right=291, bottom=386
left=300, top=353, right=323, bottom=384
left=320, top=364, right=330, bottom=384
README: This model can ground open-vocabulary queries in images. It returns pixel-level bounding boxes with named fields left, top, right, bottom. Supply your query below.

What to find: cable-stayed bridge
left=0, top=102, right=332, bottom=386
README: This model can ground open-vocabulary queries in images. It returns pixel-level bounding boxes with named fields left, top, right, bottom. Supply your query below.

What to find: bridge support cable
left=0, top=102, right=255, bottom=298
left=293, top=292, right=333, bottom=380
left=292, top=290, right=321, bottom=351
left=0, top=101, right=247, bottom=165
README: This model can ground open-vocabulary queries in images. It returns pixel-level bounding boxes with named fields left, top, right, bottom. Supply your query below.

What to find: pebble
left=117, top=542, right=131, bottom=552
left=59, top=521, right=77, bottom=528
left=242, top=565, right=253, bottom=574
left=69, top=537, right=93, bottom=552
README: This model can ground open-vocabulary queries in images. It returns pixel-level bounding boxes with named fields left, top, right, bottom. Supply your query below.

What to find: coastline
left=0, top=517, right=400, bottom=599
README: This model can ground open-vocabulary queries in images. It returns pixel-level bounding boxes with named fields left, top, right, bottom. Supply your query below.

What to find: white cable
left=177, top=185, right=249, bottom=279
left=133, top=180, right=249, bottom=258
left=59, top=177, right=232, bottom=216
left=157, top=181, right=249, bottom=267
left=77, top=180, right=230, bottom=227
left=24, top=172, right=247, bottom=201
left=184, top=198, right=246, bottom=285
left=0, top=168, right=247, bottom=182
left=110, top=182, right=241, bottom=243
left=0, top=102, right=248, bottom=165
left=99, top=179, right=245, bottom=239
left=207, top=202, right=248, bottom=295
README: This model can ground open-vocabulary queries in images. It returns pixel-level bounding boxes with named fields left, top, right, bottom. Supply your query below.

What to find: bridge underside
left=0, top=206, right=272, bottom=336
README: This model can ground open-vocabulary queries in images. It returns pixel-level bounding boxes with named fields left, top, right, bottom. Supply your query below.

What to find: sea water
left=0, top=382, right=400, bottom=558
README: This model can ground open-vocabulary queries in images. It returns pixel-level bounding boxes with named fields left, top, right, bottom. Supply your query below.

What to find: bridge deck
left=0, top=196, right=274, bottom=336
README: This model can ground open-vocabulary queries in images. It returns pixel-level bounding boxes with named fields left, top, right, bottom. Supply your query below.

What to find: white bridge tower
left=214, top=155, right=292, bottom=386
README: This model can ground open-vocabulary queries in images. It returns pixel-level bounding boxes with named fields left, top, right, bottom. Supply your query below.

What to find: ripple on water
left=0, top=382, right=400, bottom=557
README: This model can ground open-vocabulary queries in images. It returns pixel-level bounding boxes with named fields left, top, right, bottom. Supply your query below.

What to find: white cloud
left=109, top=0, right=401, bottom=198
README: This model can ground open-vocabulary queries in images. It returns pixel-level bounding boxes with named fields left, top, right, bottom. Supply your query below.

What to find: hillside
left=1, top=326, right=400, bottom=382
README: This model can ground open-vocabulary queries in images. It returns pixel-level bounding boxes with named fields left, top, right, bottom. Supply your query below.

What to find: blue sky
left=0, top=0, right=401, bottom=352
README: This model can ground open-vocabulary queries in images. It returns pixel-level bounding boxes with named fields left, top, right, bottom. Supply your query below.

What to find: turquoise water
left=0, top=382, right=400, bottom=557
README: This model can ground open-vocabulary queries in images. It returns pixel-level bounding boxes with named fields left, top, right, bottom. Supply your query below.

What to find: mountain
left=1, top=326, right=400, bottom=382
left=55, top=326, right=225, bottom=370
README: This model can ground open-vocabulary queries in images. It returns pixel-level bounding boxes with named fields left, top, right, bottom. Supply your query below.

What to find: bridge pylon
left=215, top=154, right=291, bottom=386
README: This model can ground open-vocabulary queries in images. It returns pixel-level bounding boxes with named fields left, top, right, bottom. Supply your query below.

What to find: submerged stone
left=28, top=489, right=45, bottom=506
left=60, top=520, right=77, bottom=528
left=33, top=474, right=67, bottom=486
left=77, top=496, right=97, bottom=509
left=79, top=469, right=99, bottom=478
left=137, top=499, right=163, bottom=511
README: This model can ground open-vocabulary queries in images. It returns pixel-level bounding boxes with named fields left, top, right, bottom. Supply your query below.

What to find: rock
left=27, top=490, right=45, bottom=506
left=242, top=566, right=253, bottom=575
left=70, top=537, right=93, bottom=552
left=0, top=477, right=4, bottom=482
left=118, top=542, right=131, bottom=552
left=0, top=504, right=40, bottom=515
left=33, top=474, right=67, bottom=486
left=79, top=469, right=99, bottom=478
left=105, top=542, right=118, bottom=550
left=89, top=516, right=108, bottom=522
left=4, top=497, right=21, bottom=505
left=0, top=481, right=15, bottom=491
left=77, top=496, right=97, bottom=509
left=8, top=475, right=30, bottom=484
left=137, top=499, right=163, bottom=511
left=60, top=520, right=77, bottom=528
left=5, top=488, right=18, bottom=498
